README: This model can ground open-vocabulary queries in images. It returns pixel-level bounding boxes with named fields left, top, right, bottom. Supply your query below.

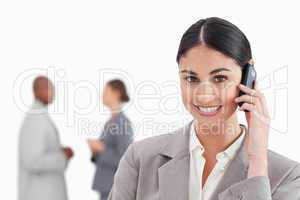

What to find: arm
left=100, top=120, right=133, bottom=167
left=219, top=82, right=271, bottom=199
left=90, top=126, right=107, bottom=163
left=90, top=140, right=104, bottom=163
left=20, top=116, right=67, bottom=174
left=108, top=144, right=138, bottom=200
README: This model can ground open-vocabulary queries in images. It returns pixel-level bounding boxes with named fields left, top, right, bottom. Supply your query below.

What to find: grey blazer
left=92, top=111, right=134, bottom=193
left=18, top=100, right=68, bottom=200
left=108, top=121, right=300, bottom=200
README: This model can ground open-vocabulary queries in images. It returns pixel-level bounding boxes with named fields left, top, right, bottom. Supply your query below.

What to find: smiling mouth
left=193, top=104, right=222, bottom=116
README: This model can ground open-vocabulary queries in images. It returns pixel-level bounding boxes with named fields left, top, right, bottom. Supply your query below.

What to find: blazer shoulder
left=21, top=111, right=48, bottom=129
left=267, top=149, right=300, bottom=188
left=116, top=112, right=131, bottom=122
left=268, top=149, right=299, bottom=169
left=127, top=124, right=191, bottom=165
left=131, top=133, right=173, bottom=158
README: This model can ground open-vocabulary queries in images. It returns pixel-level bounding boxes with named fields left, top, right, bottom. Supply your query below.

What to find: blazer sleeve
left=91, top=121, right=111, bottom=164
left=91, top=125, right=108, bottom=163
left=108, top=143, right=138, bottom=200
left=218, top=165, right=300, bottom=200
left=20, top=115, right=68, bottom=174
left=99, top=119, right=133, bottom=168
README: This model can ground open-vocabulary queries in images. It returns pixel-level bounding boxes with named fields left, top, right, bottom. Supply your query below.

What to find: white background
left=1, top=0, right=299, bottom=199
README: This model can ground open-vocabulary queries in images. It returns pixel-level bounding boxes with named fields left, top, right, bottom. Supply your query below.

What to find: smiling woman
left=107, top=17, right=300, bottom=200
left=179, top=45, right=243, bottom=122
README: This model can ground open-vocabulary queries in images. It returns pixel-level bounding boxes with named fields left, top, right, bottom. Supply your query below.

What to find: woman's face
left=179, top=45, right=242, bottom=126
left=102, top=85, right=120, bottom=107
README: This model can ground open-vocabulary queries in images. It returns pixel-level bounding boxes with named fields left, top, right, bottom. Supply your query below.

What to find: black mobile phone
left=238, top=63, right=256, bottom=108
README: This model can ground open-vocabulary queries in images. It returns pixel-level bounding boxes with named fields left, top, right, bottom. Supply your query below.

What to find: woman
left=108, top=17, right=300, bottom=200
left=87, top=79, right=134, bottom=200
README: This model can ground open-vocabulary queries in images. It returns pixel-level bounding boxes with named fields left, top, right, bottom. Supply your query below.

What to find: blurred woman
left=87, top=79, right=133, bottom=200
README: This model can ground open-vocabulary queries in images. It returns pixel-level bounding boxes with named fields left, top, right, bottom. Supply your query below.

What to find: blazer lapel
left=158, top=151, right=190, bottom=200
left=210, top=126, right=250, bottom=200
left=157, top=122, right=250, bottom=200
left=158, top=122, right=192, bottom=200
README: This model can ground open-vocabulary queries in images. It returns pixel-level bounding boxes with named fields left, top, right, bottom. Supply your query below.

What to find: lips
left=193, top=104, right=222, bottom=116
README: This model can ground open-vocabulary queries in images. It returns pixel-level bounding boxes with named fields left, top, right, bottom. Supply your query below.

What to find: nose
left=194, top=82, right=217, bottom=104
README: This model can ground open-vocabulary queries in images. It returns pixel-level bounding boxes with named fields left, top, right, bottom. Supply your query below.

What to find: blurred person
left=18, top=76, right=74, bottom=200
left=87, top=79, right=133, bottom=200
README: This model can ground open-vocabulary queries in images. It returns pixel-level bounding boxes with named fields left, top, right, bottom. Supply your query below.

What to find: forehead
left=179, top=45, right=241, bottom=74
left=104, top=84, right=114, bottom=92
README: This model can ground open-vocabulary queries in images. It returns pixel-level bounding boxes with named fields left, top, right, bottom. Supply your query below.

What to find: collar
left=29, top=99, right=48, bottom=114
left=159, top=121, right=248, bottom=169
left=189, top=120, right=245, bottom=161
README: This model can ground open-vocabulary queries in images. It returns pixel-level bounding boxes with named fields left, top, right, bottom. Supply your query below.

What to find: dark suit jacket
left=92, top=111, right=133, bottom=193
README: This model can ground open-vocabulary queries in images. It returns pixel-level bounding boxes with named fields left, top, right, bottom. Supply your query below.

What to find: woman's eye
left=184, top=76, right=199, bottom=83
left=213, top=75, right=227, bottom=83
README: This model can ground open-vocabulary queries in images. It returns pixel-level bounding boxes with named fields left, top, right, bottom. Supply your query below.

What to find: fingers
left=237, top=83, right=267, bottom=115
left=254, top=81, right=270, bottom=116
left=235, top=94, right=259, bottom=105
left=235, top=94, right=263, bottom=112
left=238, top=84, right=261, bottom=98
left=259, top=94, right=269, bottom=117
left=239, top=102, right=256, bottom=112
left=240, top=102, right=270, bottom=125
left=239, top=102, right=261, bottom=119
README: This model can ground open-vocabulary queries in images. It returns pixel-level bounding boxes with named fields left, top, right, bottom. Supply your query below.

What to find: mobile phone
left=238, top=63, right=256, bottom=109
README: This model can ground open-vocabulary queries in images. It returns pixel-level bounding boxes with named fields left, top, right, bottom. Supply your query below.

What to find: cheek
left=180, top=82, right=194, bottom=104
left=42, top=90, right=50, bottom=99
left=216, top=80, right=237, bottom=100
left=103, top=93, right=110, bottom=103
left=218, top=83, right=239, bottom=114
left=221, top=88, right=236, bottom=103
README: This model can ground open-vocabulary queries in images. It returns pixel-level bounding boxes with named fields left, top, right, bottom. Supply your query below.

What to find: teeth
left=197, top=106, right=220, bottom=113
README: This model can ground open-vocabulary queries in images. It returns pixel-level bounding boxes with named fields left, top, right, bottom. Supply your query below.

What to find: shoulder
left=122, top=131, right=177, bottom=167
left=268, top=149, right=299, bottom=167
left=129, top=133, right=174, bottom=159
left=109, top=112, right=131, bottom=127
left=19, top=113, right=50, bottom=140
left=123, top=124, right=190, bottom=167
left=23, top=111, right=48, bottom=127
left=117, top=112, right=132, bottom=124
left=267, top=149, right=300, bottom=187
left=268, top=149, right=299, bottom=171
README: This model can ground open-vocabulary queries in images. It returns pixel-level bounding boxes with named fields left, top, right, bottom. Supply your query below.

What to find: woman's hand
left=235, top=82, right=271, bottom=178
left=87, top=139, right=106, bottom=154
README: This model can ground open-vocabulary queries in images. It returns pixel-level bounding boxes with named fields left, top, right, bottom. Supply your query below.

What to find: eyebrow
left=180, top=67, right=231, bottom=75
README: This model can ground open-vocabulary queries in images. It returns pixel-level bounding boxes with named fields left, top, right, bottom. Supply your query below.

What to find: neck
left=35, top=98, right=48, bottom=106
left=110, top=104, right=121, bottom=117
left=194, top=113, right=242, bottom=154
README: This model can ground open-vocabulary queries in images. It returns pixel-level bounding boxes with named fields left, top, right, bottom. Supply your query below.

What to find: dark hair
left=107, top=79, right=130, bottom=103
left=176, top=17, right=252, bottom=67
